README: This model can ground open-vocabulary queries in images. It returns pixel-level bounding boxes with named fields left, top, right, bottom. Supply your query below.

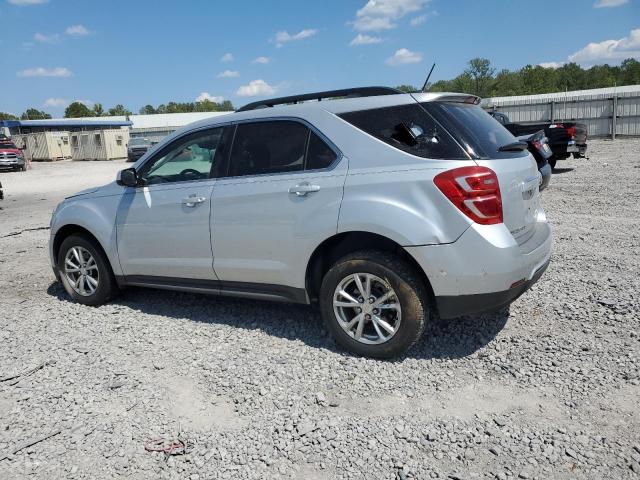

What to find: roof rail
left=236, top=86, right=403, bottom=112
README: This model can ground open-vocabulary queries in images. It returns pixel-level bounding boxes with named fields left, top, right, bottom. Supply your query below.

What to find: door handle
left=288, top=183, right=320, bottom=196
left=181, top=195, right=207, bottom=207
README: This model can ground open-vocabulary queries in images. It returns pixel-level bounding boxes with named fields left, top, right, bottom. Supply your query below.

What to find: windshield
left=423, top=102, right=528, bottom=159
left=0, top=141, right=18, bottom=150
left=129, top=138, right=150, bottom=146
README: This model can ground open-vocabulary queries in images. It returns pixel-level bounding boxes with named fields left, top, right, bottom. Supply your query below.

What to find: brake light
left=532, top=140, right=542, bottom=151
left=434, top=166, right=503, bottom=225
left=566, top=126, right=576, bottom=139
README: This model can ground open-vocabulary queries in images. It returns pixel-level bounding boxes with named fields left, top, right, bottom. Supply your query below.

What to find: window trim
left=217, top=117, right=343, bottom=180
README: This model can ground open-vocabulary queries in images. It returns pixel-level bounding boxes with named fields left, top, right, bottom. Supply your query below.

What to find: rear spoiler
left=434, top=94, right=481, bottom=105
left=411, top=92, right=481, bottom=105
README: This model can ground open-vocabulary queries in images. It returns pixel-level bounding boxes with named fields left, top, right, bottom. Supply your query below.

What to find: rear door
left=211, top=120, right=346, bottom=290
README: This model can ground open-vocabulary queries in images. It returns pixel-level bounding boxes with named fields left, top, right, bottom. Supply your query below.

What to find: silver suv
left=49, top=87, right=551, bottom=358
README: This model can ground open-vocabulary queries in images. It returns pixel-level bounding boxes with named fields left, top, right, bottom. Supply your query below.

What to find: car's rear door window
left=306, top=131, right=337, bottom=170
left=339, top=104, right=467, bottom=160
left=228, top=121, right=308, bottom=177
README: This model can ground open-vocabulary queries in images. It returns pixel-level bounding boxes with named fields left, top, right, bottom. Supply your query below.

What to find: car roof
left=181, top=91, right=479, bottom=133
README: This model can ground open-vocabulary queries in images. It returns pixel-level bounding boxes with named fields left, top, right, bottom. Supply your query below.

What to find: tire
left=548, top=158, right=557, bottom=170
left=57, top=234, right=118, bottom=306
left=319, top=250, right=428, bottom=358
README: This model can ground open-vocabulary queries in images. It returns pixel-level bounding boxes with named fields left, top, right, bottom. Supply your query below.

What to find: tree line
left=2, top=58, right=639, bottom=122
left=397, top=57, right=640, bottom=98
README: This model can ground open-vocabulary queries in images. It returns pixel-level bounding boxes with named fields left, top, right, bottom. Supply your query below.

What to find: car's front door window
left=139, top=128, right=223, bottom=185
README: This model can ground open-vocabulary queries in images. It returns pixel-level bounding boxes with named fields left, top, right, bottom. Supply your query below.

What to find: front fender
left=50, top=195, right=122, bottom=276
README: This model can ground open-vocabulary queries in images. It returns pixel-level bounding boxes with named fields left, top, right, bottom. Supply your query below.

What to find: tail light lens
left=532, top=140, right=542, bottom=151
left=434, top=166, right=503, bottom=225
left=566, top=126, right=576, bottom=139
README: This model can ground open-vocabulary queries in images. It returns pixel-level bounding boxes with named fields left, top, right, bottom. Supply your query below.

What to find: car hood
left=65, top=179, right=124, bottom=199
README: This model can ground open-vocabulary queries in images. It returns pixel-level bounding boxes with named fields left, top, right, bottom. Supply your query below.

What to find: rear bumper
left=405, top=211, right=552, bottom=318
left=435, top=258, right=549, bottom=318
left=539, top=163, right=551, bottom=191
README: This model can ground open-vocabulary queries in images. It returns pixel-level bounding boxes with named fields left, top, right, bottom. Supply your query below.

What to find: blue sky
left=1, top=0, right=638, bottom=116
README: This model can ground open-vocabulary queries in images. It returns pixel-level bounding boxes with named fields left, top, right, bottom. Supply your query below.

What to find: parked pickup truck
left=488, top=111, right=587, bottom=169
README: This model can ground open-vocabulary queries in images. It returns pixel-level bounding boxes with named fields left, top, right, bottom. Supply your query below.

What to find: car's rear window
left=339, top=104, right=467, bottom=160
left=423, top=102, right=528, bottom=159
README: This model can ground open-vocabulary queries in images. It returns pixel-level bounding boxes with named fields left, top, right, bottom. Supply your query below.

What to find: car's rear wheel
left=57, top=234, right=117, bottom=306
left=319, top=250, right=428, bottom=358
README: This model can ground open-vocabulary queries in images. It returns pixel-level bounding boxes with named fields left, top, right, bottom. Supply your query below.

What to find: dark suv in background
left=127, top=138, right=153, bottom=162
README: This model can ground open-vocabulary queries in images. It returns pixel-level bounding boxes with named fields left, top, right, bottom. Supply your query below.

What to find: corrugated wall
left=482, top=85, right=640, bottom=138
left=70, top=128, right=129, bottom=160
left=12, top=132, right=71, bottom=161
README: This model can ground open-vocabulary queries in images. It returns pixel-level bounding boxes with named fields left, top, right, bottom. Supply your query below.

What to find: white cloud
left=17, top=67, right=72, bottom=77
left=594, top=0, right=629, bottom=7
left=568, top=28, right=640, bottom=64
left=34, top=32, right=60, bottom=43
left=252, top=56, right=271, bottom=64
left=385, top=48, right=422, bottom=66
left=44, top=98, right=68, bottom=107
left=352, top=0, right=429, bottom=32
left=538, top=62, right=565, bottom=69
left=350, top=33, right=382, bottom=46
left=274, top=29, right=317, bottom=47
left=66, top=25, right=90, bottom=36
left=410, top=14, right=427, bottom=26
left=7, top=0, right=48, bottom=5
left=218, top=70, right=239, bottom=78
left=196, top=92, right=225, bottom=103
left=236, top=79, right=277, bottom=97
left=220, top=52, right=234, bottom=62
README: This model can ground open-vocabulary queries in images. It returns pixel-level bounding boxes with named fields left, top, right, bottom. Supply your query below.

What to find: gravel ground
left=0, top=140, right=639, bottom=480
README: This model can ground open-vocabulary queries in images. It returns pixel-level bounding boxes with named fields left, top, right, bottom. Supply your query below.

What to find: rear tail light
left=532, top=140, right=542, bottom=151
left=434, top=166, right=503, bottom=225
left=566, top=126, right=576, bottom=139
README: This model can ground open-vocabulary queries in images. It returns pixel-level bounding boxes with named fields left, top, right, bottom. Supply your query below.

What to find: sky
left=0, top=0, right=639, bottom=117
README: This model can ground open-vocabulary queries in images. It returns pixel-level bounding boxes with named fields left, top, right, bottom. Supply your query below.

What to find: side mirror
left=117, top=168, right=139, bottom=187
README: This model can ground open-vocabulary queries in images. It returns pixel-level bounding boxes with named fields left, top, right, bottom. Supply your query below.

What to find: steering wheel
left=179, top=168, right=203, bottom=181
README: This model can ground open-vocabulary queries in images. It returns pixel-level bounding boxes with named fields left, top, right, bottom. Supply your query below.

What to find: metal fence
left=481, top=85, right=640, bottom=139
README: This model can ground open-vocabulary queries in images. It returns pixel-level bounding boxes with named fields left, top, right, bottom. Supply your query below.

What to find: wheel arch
left=53, top=224, right=115, bottom=275
left=305, top=230, right=435, bottom=304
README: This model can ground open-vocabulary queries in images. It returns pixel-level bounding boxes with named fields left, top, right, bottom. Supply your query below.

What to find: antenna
left=421, top=63, right=436, bottom=92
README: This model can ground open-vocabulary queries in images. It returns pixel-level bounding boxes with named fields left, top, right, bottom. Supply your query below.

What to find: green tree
left=64, top=102, right=93, bottom=118
left=395, top=84, right=419, bottom=93
left=107, top=104, right=132, bottom=116
left=464, top=58, right=495, bottom=97
left=20, top=108, right=52, bottom=120
left=139, top=104, right=156, bottom=115
left=620, top=58, right=640, bottom=84
left=92, top=103, right=104, bottom=116
left=0, top=112, right=19, bottom=121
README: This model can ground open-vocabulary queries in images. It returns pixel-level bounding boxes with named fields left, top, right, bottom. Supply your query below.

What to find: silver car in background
left=49, top=87, right=551, bottom=358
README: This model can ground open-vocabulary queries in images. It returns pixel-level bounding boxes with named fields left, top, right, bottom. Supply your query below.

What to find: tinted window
left=425, top=102, right=528, bottom=159
left=228, top=121, right=307, bottom=177
left=339, top=104, right=466, bottom=160
left=306, top=131, right=337, bottom=170
left=139, top=128, right=223, bottom=184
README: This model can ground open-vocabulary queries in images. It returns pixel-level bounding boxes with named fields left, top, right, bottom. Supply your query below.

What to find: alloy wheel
left=332, top=273, right=401, bottom=345
left=64, top=246, right=100, bottom=297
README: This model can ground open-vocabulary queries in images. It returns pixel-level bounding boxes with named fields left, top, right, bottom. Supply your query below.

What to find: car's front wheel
left=319, top=250, right=428, bottom=358
left=57, top=234, right=117, bottom=306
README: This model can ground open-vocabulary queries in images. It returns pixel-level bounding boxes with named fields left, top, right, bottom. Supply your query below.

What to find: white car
left=49, top=87, right=551, bottom=358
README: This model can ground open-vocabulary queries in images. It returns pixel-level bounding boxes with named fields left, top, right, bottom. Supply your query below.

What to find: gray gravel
left=0, top=140, right=639, bottom=479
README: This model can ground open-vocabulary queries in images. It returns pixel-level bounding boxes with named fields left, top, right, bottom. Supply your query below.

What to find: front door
left=116, top=127, right=224, bottom=280
left=211, top=120, right=347, bottom=290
